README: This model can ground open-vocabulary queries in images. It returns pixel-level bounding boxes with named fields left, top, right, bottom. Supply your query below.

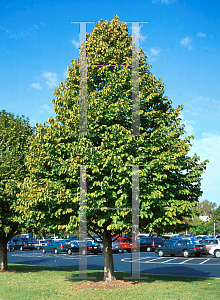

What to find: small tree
left=0, top=110, right=33, bottom=270
left=17, top=16, right=208, bottom=281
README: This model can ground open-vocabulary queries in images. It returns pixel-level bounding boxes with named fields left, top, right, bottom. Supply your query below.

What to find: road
left=7, top=250, right=220, bottom=278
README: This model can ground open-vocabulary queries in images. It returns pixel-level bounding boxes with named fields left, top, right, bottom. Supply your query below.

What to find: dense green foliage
left=189, top=201, right=220, bottom=235
left=0, top=110, right=33, bottom=235
left=17, top=15, right=208, bottom=242
left=0, top=110, right=33, bottom=269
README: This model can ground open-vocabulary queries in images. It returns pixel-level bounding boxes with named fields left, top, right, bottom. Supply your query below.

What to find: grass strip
left=0, top=264, right=219, bottom=300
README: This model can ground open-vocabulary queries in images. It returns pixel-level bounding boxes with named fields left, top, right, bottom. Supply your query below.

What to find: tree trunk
left=0, top=233, right=8, bottom=271
left=103, top=228, right=116, bottom=282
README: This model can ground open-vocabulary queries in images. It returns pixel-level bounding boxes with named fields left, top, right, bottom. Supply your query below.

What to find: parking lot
left=7, top=250, right=220, bottom=278
left=121, top=255, right=220, bottom=266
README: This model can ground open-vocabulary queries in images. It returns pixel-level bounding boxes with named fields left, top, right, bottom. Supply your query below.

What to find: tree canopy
left=17, top=15, right=208, bottom=281
left=196, top=199, right=217, bottom=218
left=0, top=110, right=33, bottom=270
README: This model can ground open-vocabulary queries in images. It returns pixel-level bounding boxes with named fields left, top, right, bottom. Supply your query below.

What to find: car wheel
left=54, top=249, right=58, bottom=254
left=20, top=246, right=23, bottom=251
left=214, top=250, right=220, bottom=258
left=183, top=250, right=190, bottom=258
left=146, top=247, right=151, bottom=252
left=67, top=249, right=72, bottom=255
left=37, top=246, right=40, bottom=250
left=82, top=249, right=86, bottom=255
left=42, top=248, right=46, bottom=254
left=158, top=249, right=164, bottom=257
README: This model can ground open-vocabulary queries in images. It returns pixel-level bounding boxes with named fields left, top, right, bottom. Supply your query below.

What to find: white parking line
left=199, top=258, right=211, bottom=265
left=142, top=257, right=164, bottom=263
left=62, top=257, right=79, bottom=260
left=161, top=258, right=178, bottom=263
left=179, top=258, right=194, bottom=264
left=11, top=254, right=44, bottom=258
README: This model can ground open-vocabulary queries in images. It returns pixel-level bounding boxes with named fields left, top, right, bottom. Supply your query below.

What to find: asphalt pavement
left=7, top=250, right=220, bottom=278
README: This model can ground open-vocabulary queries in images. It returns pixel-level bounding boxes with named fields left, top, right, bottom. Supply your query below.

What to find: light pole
left=213, top=219, right=216, bottom=237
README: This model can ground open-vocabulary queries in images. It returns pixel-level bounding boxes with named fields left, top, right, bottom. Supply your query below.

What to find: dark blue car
left=155, top=239, right=207, bottom=257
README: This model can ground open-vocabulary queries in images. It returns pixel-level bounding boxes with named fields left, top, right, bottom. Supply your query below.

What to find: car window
left=169, top=241, right=176, bottom=247
left=71, top=242, right=79, bottom=246
left=184, top=240, right=192, bottom=245
left=176, top=240, right=184, bottom=246
left=156, top=238, right=163, bottom=243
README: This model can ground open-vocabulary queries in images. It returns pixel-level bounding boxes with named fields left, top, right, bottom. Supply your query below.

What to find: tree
left=196, top=199, right=217, bottom=218
left=210, top=205, right=220, bottom=222
left=17, top=15, right=208, bottom=281
left=189, top=217, right=206, bottom=236
left=0, top=110, right=33, bottom=270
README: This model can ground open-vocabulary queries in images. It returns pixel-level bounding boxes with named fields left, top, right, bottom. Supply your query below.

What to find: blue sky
left=1, top=0, right=220, bottom=206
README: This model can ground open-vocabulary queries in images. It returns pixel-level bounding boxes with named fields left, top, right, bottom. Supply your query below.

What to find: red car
left=114, top=236, right=137, bottom=253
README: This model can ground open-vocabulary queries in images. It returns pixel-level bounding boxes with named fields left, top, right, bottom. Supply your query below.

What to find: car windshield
left=70, top=241, right=79, bottom=246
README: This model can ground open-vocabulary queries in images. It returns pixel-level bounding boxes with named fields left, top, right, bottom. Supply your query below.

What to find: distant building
left=199, top=216, right=210, bottom=222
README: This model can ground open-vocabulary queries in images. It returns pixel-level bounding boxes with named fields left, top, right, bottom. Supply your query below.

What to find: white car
left=209, top=244, right=220, bottom=258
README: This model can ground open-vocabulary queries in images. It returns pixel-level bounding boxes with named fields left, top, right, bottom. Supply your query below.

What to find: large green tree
left=0, top=110, right=33, bottom=270
left=17, top=16, right=208, bottom=281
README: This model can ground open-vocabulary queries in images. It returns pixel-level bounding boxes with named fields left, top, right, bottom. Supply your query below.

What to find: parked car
left=155, top=239, right=207, bottom=257
left=164, top=238, right=179, bottom=247
left=7, top=241, right=15, bottom=252
left=42, top=240, right=69, bottom=254
left=137, top=236, right=165, bottom=252
left=209, top=244, right=220, bottom=258
left=10, top=237, right=35, bottom=251
left=20, top=240, right=36, bottom=251
left=67, top=241, right=83, bottom=255
left=32, top=239, right=52, bottom=250
left=114, top=236, right=137, bottom=253
left=195, top=236, right=210, bottom=242
left=112, top=242, right=124, bottom=253
left=67, top=240, right=102, bottom=255
left=200, top=239, right=220, bottom=252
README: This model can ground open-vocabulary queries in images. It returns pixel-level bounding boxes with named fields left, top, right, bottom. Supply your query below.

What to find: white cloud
left=42, top=72, right=59, bottom=88
left=201, top=132, right=218, bottom=138
left=193, top=96, right=217, bottom=104
left=150, top=47, right=160, bottom=56
left=72, top=38, right=79, bottom=48
left=39, top=104, right=54, bottom=114
left=31, top=83, right=42, bottom=90
left=184, top=120, right=195, bottom=136
left=180, top=36, right=193, bottom=50
left=147, top=47, right=161, bottom=62
left=197, top=32, right=206, bottom=38
left=152, top=0, right=176, bottom=3
left=180, top=114, right=196, bottom=136
left=0, top=22, right=45, bottom=39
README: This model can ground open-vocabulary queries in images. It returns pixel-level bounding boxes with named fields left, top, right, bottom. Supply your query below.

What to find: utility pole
left=213, top=219, right=216, bottom=237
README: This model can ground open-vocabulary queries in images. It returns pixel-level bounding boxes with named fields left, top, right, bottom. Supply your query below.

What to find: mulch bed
left=74, top=279, right=144, bottom=290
